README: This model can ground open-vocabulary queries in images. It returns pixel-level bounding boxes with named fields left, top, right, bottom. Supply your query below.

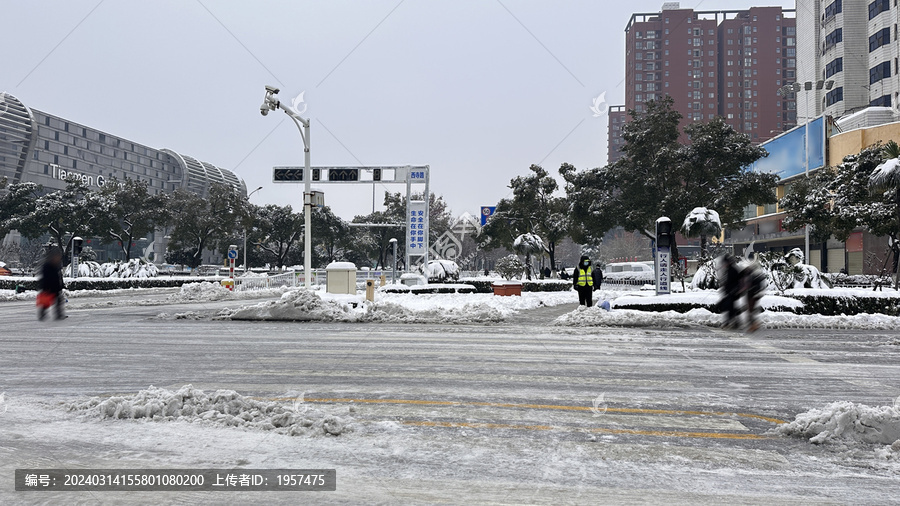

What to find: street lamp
left=260, top=85, right=312, bottom=288
left=389, top=238, right=398, bottom=284
left=243, top=186, right=263, bottom=272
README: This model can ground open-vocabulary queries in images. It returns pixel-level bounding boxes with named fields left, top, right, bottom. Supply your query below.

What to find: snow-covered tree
left=782, top=144, right=899, bottom=283
left=167, top=183, right=245, bottom=268
left=870, top=140, right=900, bottom=287
left=681, top=207, right=721, bottom=259
left=97, top=178, right=170, bottom=261
left=312, top=206, right=352, bottom=266
left=248, top=204, right=304, bottom=269
left=8, top=178, right=106, bottom=264
left=0, top=179, right=41, bottom=242
left=562, top=97, right=774, bottom=251
left=495, top=254, right=524, bottom=280
left=419, top=259, right=460, bottom=283
left=513, top=232, right=546, bottom=280
left=479, top=165, right=569, bottom=273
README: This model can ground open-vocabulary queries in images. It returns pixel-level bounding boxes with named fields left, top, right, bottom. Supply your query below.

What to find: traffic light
left=656, top=218, right=673, bottom=248
left=72, top=237, right=84, bottom=256
left=373, top=168, right=382, bottom=181
left=312, top=168, right=321, bottom=181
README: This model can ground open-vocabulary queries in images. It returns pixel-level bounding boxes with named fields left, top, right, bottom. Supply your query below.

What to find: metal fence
left=232, top=269, right=394, bottom=292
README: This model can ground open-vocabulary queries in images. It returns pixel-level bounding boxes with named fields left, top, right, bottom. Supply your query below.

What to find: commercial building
left=0, top=92, right=246, bottom=263
left=609, top=3, right=796, bottom=163
left=725, top=111, right=900, bottom=274
left=724, top=1, right=900, bottom=274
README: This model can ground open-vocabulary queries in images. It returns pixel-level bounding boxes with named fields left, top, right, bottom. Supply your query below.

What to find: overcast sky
left=3, top=0, right=793, bottom=221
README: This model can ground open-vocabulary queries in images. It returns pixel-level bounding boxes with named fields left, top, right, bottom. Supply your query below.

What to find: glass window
left=826, top=87, right=843, bottom=106
left=869, top=0, right=890, bottom=19
left=870, top=61, right=891, bottom=84
left=869, top=28, right=890, bottom=51
left=826, top=57, right=843, bottom=77
left=825, top=0, right=843, bottom=19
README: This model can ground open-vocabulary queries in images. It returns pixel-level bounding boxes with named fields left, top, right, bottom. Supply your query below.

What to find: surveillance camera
left=265, top=85, right=280, bottom=94
left=260, top=104, right=269, bottom=116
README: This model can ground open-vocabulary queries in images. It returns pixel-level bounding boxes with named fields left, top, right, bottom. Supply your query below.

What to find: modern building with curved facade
left=0, top=93, right=246, bottom=196
left=0, top=92, right=246, bottom=264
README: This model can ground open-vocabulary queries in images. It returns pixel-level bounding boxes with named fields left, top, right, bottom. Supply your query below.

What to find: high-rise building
left=797, top=0, right=899, bottom=120
left=607, top=105, right=628, bottom=164
left=718, top=7, right=799, bottom=136
left=609, top=3, right=796, bottom=163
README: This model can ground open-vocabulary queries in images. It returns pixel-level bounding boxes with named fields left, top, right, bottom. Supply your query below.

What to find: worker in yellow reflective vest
left=573, top=255, right=594, bottom=307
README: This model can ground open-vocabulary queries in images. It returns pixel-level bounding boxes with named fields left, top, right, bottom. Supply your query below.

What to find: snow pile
left=229, top=289, right=360, bottom=321
left=689, top=261, right=717, bottom=290
left=169, top=281, right=233, bottom=302
left=65, top=259, right=160, bottom=278
left=778, top=401, right=900, bottom=446
left=555, top=305, right=900, bottom=330
left=0, top=289, right=36, bottom=302
left=556, top=306, right=719, bottom=328
left=68, top=385, right=352, bottom=436
left=367, top=301, right=504, bottom=324
left=239, top=271, right=268, bottom=278
left=224, top=289, right=579, bottom=324
left=759, top=311, right=900, bottom=330
left=613, top=292, right=804, bottom=310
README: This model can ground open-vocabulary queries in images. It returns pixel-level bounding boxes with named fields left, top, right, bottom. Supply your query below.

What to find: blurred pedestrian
left=743, top=253, right=766, bottom=332
left=574, top=255, right=594, bottom=307
left=37, top=247, right=66, bottom=320
left=719, top=254, right=741, bottom=329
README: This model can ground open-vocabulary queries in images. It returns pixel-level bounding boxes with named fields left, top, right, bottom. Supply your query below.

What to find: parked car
left=0, top=262, right=12, bottom=276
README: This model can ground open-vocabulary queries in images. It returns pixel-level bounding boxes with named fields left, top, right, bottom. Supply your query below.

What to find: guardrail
left=232, top=269, right=396, bottom=292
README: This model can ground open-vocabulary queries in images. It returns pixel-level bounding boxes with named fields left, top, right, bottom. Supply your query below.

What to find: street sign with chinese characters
left=655, top=246, right=671, bottom=295
left=407, top=200, right=428, bottom=259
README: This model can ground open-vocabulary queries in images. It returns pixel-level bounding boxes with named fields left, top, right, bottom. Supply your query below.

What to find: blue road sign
left=480, top=206, right=497, bottom=226
left=228, top=250, right=238, bottom=260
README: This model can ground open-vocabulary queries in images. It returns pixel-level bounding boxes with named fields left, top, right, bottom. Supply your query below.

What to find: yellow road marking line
left=400, top=420, right=770, bottom=440
left=264, top=397, right=786, bottom=425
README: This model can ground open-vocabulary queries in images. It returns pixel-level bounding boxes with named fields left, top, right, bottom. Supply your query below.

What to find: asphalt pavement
left=1, top=293, right=898, bottom=504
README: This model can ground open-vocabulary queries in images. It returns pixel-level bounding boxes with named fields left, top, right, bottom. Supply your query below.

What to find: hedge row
left=615, top=295, right=900, bottom=317
left=787, top=294, right=900, bottom=317
left=381, top=285, right=477, bottom=295
left=0, top=277, right=223, bottom=292
left=458, top=280, right=573, bottom=293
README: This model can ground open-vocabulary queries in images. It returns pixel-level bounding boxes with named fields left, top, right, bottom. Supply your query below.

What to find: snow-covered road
left=1, top=291, right=899, bottom=504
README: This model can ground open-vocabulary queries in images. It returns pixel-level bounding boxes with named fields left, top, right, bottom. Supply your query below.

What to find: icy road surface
left=1, top=291, right=899, bottom=504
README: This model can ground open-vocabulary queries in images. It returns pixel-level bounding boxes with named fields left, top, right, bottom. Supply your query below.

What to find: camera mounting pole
left=260, top=86, right=312, bottom=288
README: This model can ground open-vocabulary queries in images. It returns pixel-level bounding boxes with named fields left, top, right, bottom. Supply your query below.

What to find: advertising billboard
left=749, top=116, right=826, bottom=180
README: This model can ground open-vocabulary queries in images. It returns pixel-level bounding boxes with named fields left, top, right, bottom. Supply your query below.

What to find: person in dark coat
left=592, top=267, right=603, bottom=290
left=720, top=254, right=741, bottom=329
left=38, top=247, right=66, bottom=320
left=573, top=255, right=594, bottom=307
